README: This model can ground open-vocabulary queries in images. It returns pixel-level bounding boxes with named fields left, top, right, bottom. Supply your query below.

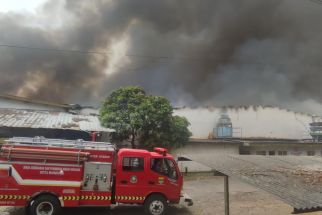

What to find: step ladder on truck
left=0, top=137, right=193, bottom=215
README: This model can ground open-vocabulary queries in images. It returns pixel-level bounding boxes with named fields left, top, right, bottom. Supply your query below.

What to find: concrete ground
left=1, top=175, right=322, bottom=215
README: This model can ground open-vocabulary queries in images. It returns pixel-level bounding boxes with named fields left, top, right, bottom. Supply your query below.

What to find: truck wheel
left=144, top=194, right=168, bottom=215
left=28, top=195, right=61, bottom=215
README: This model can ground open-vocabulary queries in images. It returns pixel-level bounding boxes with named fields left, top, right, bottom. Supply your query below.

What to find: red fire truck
left=0, top=137, right=192, bottom=215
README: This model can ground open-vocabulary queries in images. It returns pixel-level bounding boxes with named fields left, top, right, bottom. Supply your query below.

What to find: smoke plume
left=1, top=0, right=322, bottom=114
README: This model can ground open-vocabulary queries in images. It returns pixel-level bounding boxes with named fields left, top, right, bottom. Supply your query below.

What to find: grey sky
left=0, top=0, right=45, bottom=12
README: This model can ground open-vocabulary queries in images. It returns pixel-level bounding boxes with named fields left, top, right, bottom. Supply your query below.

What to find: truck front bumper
left=179, top=193, right=193, bottom=206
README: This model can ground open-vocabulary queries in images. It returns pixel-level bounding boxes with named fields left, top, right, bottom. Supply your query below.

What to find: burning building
left=0, top=94, right=113, bottom=141
left=173, top=106, right=322, bottom=172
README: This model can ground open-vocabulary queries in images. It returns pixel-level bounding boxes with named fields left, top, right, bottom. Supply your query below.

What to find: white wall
left=174, top=106, right=312, bottom=139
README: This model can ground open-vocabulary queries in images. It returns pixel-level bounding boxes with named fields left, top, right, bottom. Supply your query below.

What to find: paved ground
left=2, top=175, right=322, bottom=215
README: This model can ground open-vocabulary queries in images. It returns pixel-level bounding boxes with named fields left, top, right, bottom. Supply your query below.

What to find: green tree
left=140, top=115, right=191, bottom=150
left=100, top=86, right=191, bottom=149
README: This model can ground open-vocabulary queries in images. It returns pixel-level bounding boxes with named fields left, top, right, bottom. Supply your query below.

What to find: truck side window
left=123, top=157, right=144, bottom=171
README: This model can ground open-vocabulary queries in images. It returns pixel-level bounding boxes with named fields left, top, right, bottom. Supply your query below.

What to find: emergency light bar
left=153, top=147, right=167, bottom=156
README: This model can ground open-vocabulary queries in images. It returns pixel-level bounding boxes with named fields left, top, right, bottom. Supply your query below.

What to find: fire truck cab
left=0, top=137, right=192, bottom=215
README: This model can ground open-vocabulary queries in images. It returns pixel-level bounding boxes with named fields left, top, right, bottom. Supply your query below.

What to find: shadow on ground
left=63, top=205, right=193, bottom=215
left=0, top=205, right=193, bottom=215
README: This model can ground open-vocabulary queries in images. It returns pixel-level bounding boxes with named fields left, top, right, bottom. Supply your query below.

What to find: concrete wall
left=172, top=139, right=322, bottom=173
left=173, top=141, right=240, bottom=172
left=243, top=144, right=322, bottom=156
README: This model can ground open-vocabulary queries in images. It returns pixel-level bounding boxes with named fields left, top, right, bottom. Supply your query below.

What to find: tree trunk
left=130, top=134, right=136, bottom=149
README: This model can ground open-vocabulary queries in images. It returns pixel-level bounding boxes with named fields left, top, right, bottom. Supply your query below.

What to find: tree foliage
left=100, top=86, right=191, bottom=149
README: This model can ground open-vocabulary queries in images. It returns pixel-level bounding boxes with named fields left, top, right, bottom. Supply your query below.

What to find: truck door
left=115, top=156, right=147, bottom=203
left=149, top=158, right=182, bottom=202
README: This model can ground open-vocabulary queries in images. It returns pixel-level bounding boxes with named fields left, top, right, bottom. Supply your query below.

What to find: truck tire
left=144, top=194, right=168, bottom=215
left=28, top=195, right=61, bottom=215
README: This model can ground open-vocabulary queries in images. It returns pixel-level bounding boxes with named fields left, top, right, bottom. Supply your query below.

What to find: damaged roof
left=0, top=108, right=113, bottom=132
left=187, top=154, right=322, bottom=211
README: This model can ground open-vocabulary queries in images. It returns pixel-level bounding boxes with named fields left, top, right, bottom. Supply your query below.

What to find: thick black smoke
left=1, top=0, right=322, bottom=113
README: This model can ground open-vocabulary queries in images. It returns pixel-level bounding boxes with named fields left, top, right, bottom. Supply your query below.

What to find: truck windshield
left=151, top=158, right=178, bottom=180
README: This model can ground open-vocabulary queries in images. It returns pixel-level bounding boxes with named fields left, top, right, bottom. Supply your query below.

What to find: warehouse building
left=173, top=106, right=322, bottom=172
left=2, top=94, right=322, bottom=171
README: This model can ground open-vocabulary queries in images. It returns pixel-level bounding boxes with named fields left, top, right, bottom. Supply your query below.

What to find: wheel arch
left=144, top=192, right=168, bottom=204
left=28, top=191, right=61, bottom=207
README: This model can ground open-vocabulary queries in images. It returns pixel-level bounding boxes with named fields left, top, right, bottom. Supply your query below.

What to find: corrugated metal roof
left=187, top=154, right=322, bottom=211
left=0, top=94, right=70, bottom=109
left=0, top=108, right=114, bottom=132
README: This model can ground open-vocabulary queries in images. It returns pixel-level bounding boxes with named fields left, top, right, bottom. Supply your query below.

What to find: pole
left=224, top=175, right=230, bottom=215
